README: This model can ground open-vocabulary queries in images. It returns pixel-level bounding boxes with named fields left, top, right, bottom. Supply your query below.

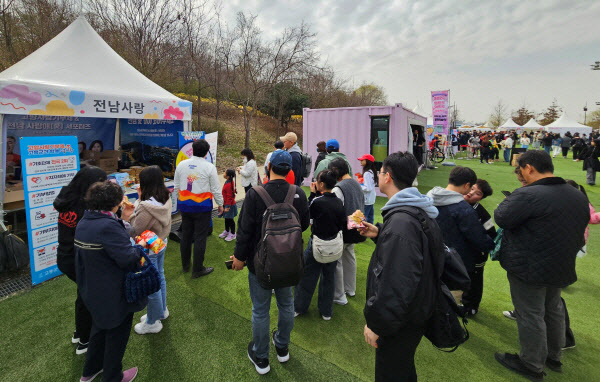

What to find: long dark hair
left=139, top=165, right=170, bottom=204
left=241, top=148, right=255, bottom=161
left=362, top=159, right=376, bottom=177
left=226, top=168, right=237, bottom=194
left=55, top=166, right=107, bottom=212
left=566, top=179, right=589, bottom=204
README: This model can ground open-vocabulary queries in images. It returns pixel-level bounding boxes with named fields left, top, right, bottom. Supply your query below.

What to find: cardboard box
left=4, top=188, right=24, bottom=203
left=511, top=153, right=523, bottom=167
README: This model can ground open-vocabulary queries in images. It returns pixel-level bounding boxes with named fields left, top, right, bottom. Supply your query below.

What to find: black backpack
left=301, top=152, right=312, bottom=179
left=252, top=185, right=304, bottom=289
left=394, top=207, right=469, bottom=352
left=0, top=231, right=30, bottom=272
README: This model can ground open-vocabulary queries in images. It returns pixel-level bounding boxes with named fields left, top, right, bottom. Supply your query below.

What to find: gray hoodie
left=426, top=186, right=464, bottom=207
left=381, top=187, right=438, bottom=218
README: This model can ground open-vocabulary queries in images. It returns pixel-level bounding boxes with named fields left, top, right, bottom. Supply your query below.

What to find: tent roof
left=546, top=113, right=588, bottom=129
left=522, top=118, right=543, bottom=128
left=0, top=16, right=191, bottom=120
left=483, top=121, right=493, bottom=128
left=499, top=118, right=522, bottom=128
left=412, top=104, right=429, bottom=118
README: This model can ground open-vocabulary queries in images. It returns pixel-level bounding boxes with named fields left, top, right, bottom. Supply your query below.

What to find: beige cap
left=279, top=132, right=297, bottom=143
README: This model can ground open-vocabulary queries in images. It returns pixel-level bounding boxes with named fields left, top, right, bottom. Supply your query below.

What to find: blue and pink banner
left=431, top=90, right=449, bottom=136
left=20, top=135, right=80, bottom=285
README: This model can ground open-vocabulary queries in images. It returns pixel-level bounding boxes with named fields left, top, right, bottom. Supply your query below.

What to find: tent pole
left=0, top=113, right=6, bottom=231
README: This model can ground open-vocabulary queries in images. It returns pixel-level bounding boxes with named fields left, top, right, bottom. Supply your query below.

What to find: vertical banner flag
left=20, top=135, right=80, bottom=285
left=431, top=90, right=449, bottom=135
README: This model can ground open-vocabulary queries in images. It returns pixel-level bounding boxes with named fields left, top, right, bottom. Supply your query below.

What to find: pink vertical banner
left=431, top=90, right=449, bottom=135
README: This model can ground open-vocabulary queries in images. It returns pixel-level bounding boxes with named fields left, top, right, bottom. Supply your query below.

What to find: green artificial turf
left=1, top=153, right=599, bottom=381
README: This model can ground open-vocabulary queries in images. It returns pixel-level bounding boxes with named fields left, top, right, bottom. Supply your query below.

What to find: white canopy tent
left=0, top=16, right=192, bottom=121
left=545, top=113, right=592, bottom=136
left=521, top=118, right=543, bottom=130
left=497, top=118, right=522, bottom=131
left=0, top=16, right=192, bottom=213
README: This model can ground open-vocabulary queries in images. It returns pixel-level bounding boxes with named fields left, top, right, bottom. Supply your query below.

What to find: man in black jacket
left=231, top=150, right=310, bottom=375
left=494, top=150, right=590, bottom=380
left=462, top=179, right=496, bottom=316
left=359, top=152, right=443, bottom=382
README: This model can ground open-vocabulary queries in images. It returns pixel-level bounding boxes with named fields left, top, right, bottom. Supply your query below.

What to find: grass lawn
left=1, top=153, right=599, bottom=381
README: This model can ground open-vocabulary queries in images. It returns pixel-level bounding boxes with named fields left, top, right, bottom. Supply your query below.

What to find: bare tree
left=489, top=100, right=507, bottom=128
left=224, top=12, right=318, bottom=148
left=87, top=0, right=182, bottom=78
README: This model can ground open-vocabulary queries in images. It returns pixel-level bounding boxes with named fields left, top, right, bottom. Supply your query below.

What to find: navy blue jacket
left=434, top=200, right=495, bottom=272
left=75, top=211, right=145, bottom=329
left=290, top=151, right=303, bottom=186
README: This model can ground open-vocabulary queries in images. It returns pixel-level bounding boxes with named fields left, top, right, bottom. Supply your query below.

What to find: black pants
left=562, top=147, right=569, bottom=158
left=562, top=297, right=575, bottom=347
left=491, top=148, right=499, bottom=160
left=462, top=266, right=485, bottom=311
left=58, top=257, right=93, bottom=343
left=375, top=325, right=425, bottom=382
left=244, top=185, right=252, bottom=194
left=414, top=147, right=423, bottom=165
left=573, top=146, right=581, bottom=159
left=180, top=211, right=212, bottom=273
left=225, top=218, right=236, bottom=234
left=480, top=149, right=490, bottom=163
left=83, top=313, right=133, bottom=382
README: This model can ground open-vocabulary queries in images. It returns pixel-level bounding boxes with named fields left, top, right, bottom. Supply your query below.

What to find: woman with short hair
left=75, top=181, right=145, bottom=382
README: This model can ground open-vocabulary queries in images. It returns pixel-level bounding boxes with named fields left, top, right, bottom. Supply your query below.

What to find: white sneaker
left=140, top=307, right=169, bottom=323
left=322, top=315, right=331, bottom=321
left=333, top=297, right=348, bottom=305
left=503, top=310, right=517, bottom=321
left=134, top=320, right=163, bottom=335
left=218, top=230, right=229, bottom=239
left=294, top=312, right=301, bottom=317
left=346, top=291, right=355, bottom=297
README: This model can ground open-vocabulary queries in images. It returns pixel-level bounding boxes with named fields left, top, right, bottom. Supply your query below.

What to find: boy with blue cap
left=231, top=149, right=310, bottom=375
left=313, top=139, right=353, bottom=180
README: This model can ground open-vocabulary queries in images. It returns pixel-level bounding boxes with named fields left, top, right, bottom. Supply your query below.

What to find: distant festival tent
left=520, top=118, right=544, bottom=130
left=545, top=113, right=592, bottom=135
left=497, top=118, right=522, bottom=131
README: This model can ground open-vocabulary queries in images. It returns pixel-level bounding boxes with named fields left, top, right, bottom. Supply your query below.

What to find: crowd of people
left=53, top=130, right=599, bottom=382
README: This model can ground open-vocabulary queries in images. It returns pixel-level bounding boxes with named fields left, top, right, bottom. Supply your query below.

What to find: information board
left=20, top=136, right=79, bottom=285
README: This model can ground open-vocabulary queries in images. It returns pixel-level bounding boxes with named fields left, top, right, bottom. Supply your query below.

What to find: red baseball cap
left=357, top=154, right=375, bottom=162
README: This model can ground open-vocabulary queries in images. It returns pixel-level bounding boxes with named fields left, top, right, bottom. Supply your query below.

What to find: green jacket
left=313, top=152, right=353, bottom=180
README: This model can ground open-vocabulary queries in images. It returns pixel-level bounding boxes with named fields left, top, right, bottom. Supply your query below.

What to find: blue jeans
left=544, top=146, right=551, bottom=154
left=364, top=204, right=375, bottom=224
left=248, top=271, right=294, bottom=359
left=146, top=248, right=167, bottom=324
left=294, top=238, right=337, bottom=317
left=503, top=148, right=511, bottom=162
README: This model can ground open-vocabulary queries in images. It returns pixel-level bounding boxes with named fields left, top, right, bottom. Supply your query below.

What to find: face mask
left=243, top=158, right=248, bottom=164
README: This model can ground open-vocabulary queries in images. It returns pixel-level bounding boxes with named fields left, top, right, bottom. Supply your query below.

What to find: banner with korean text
left=20, top=135, right=79, bottom=285
left=431, top=90, right=450, bottom=136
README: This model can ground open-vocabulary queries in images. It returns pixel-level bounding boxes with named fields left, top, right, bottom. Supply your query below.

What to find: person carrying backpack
left=358, top=152, right=442, bottom=382
left=231, top=149, right=310, bottom=375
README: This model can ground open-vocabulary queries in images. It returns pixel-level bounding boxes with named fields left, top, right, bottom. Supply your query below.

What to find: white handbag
left=312, top=231, right=344, bottom=264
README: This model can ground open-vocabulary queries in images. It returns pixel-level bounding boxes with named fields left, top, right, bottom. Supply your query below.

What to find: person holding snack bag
left=218, top=169, right=239, bottom=242
left=122, top=165, right=172, bottom=335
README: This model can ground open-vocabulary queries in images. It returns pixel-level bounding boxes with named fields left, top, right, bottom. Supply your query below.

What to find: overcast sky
left=222, top=0, right=600, bottom=124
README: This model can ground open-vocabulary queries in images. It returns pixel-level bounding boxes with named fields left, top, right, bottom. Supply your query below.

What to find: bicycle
left=428, top=146, right=445, bottom=163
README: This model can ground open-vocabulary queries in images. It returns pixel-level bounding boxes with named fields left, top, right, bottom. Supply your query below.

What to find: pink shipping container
left=302, top=104, right=427, bottom=189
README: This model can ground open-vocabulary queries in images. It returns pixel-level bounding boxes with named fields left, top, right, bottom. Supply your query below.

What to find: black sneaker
left=247, top=342, right=270, bottom=375
left=503, top=310, right=517, bottom=320
left=545, top=358, right=562, bottom=373
left=191, top=267, right=214, bottom=278
left=76, top=341, right=88, bottom=355
left=272, top=330, right=289, bottom=363
left=495, top=352, right=545, bottom=381
left=562, top=340, right=576, bottom=350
